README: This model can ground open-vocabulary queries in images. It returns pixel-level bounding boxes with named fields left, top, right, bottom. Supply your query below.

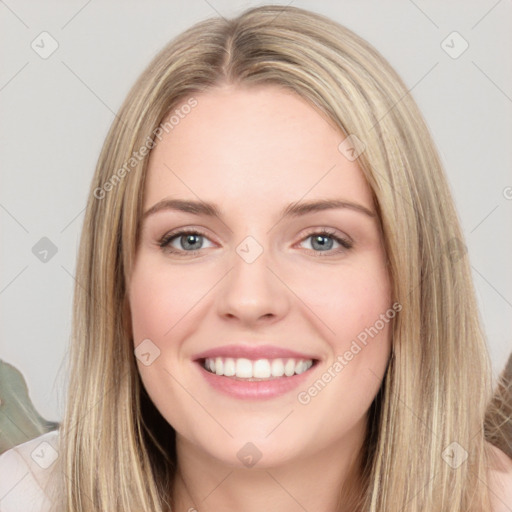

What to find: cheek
left=298, top=254, right=391, bottom=349
left=128, top=260, right=212, bottom=344
left=295, top=259, right=393, bottom=415
left=129, top=273, right=171, bottom=343
left=128, top=261, right=205, bottom=432
left=297, top=255, right=392, bottom=402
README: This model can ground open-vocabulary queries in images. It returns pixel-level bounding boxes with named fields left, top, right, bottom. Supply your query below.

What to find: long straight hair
left=52, top=5, right=509, bottom=511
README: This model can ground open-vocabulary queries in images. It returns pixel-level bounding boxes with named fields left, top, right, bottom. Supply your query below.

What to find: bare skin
left=128, top=83, right=395, bottom=511
left=488, top=444, right=512, bottom=512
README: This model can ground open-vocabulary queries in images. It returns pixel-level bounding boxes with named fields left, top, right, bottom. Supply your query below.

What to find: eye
left=158, top=228, right=353, bottom=257
left=298, top=229, right=353, bottom=256
left=159, top=229, right=215, bottom=255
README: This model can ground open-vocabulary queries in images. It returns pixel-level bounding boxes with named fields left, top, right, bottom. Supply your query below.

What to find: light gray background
left=1, top=0, right=511, bottom=423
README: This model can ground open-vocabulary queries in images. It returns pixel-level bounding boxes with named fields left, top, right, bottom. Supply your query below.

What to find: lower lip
left=195, top=361, right=316, bottom=400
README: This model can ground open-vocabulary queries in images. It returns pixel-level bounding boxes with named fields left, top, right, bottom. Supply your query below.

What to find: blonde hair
left=53, top=5, right=510, bottom=511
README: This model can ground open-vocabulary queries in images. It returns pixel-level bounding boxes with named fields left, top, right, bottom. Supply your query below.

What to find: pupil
left=183, top=234, right=201, bottom=250
left=312, top=235, right=333, bottom=251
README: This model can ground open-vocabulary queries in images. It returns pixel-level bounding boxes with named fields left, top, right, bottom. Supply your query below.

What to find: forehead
left=143, top=84, right=374, bottom=215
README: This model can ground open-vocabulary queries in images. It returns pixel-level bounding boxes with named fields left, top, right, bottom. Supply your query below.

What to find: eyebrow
left=142, top=198, right=376, bottom=222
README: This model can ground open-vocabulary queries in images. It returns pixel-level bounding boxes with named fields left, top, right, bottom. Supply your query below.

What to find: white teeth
left=202, top=357, right=314, bottom=379
left=235, top=358, right=253, bottom=378
left=215, top=357, right=223, bottom=376
left=223, top=358, right=236, bottom=376
left=295, top=360, right=310, bottom=375
left=284, top=359, right=295, bottom=376
left=253, top=359, right=271, bottom=378
left=271, top=359, right=285, bottom=377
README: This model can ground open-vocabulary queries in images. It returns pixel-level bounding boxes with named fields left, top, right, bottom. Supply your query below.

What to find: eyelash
left=158, top=228, right=353, bottom=257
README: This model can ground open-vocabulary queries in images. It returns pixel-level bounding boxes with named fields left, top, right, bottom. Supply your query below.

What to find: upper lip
left=193, top=344, right=319, bottom=361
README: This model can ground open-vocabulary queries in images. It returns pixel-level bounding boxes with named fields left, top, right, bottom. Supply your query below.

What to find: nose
left=215, top=244, right=291, bottom=327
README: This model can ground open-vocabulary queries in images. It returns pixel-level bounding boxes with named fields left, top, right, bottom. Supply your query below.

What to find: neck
left=170, top=416, right=368, bottom=512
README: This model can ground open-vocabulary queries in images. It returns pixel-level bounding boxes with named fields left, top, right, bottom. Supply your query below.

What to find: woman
left=1, top=5, right=511, bottom=511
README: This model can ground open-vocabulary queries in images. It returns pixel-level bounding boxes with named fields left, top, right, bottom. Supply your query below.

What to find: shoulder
left=0, top=430, right=60, bottom=512
left=487, top=442, right=512, bottom=512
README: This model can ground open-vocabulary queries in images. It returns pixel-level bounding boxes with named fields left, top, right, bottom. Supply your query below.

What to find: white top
left=0, top=430, right=60, bottom=512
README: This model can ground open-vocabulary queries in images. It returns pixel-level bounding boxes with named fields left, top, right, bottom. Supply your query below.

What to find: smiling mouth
left=200, top=356, right=318, bottom=381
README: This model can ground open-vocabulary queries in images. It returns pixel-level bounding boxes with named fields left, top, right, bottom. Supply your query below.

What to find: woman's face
left=128, top=84, right=393, bottom=468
